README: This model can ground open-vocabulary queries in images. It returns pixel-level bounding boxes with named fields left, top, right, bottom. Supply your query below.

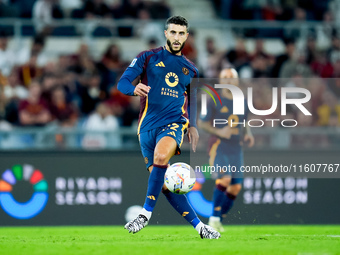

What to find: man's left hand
left=244, top=134, right=255, bottom=148
left=187, top=127, right=199, bottom=152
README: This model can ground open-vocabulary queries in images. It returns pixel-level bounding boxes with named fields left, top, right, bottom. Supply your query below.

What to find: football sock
left=212, top=183, right=227, bottom=217
left=162, top=189, right=201, bottom=229
left=220, top=192, right=237, bottom=221
left=140, top=208, right=152, bottom=220
left=143, top=164, right=167, bottom=213
left=195, top=222, right=204, bottom=233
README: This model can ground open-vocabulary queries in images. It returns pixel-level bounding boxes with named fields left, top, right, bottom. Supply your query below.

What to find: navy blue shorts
left=209, top=139, right=244, bottom=185
left=139, top=122, right=188, bottom=170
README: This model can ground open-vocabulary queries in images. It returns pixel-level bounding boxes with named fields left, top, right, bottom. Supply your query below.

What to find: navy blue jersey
left=118, top=47, right=198, bottom=134
left=200, top=95, right=248, bottom=153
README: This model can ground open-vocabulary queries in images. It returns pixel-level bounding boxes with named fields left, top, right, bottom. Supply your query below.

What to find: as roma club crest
left=182, top=67, right=189, bottom=75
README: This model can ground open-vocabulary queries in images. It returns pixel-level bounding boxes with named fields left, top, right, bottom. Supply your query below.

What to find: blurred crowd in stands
left=0, top=0, right=170, bottom=19
left=0, top=31, right=137, bottom=148
left=213, top=0, right=332, bottom=21
left=0, top=0, right=340, bottom=149
left=0, top=0, right=171, bottom=36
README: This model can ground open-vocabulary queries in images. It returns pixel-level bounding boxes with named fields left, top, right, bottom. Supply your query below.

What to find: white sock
left=195, top=221, right=204, bottom=233
left=209, top=216, right=220, bottom=222
left=141, top=208, right=152, bottom=220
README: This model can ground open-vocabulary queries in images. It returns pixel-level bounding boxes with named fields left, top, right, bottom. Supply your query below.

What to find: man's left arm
left=243, top=123, right=254, bottom=148
left=187, top=84, right=199, bottom=152
left=243, top=102, right=254, bottom=148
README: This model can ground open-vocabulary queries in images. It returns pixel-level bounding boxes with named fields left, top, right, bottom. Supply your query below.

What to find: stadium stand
left=0, top=0, right=340, bottom=149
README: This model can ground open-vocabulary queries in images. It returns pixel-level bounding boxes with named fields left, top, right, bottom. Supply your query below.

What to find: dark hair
left=165, top=15, right=189, bottom=31
left=0, top=30, right=7, bottom=38
left=103, top=44, right=120, bottom=59
left=34, top=35, right=45, bottom=46
left=282, top=37, right=295, bottom=46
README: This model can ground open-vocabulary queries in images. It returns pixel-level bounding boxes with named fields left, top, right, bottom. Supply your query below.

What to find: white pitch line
left=297, top=253, right=332, bottom=255
left=263, top=234, right=340, bottom=238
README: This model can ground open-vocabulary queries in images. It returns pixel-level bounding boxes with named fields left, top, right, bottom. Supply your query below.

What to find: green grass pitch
left=1, top=225, right=340, bottom=255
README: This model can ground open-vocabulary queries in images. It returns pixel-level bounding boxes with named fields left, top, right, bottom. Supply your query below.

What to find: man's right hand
left=134, top=83, right=151, bottom=97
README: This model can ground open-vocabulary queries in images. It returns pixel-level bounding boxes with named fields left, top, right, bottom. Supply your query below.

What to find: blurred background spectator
left=33, top=0, right=63, bottom=34
left=0, top=31, right=16, bottom=76
left=16, top=35, right=50, bottom=67
left=3, top=69, right=28, bottom=101
left=49, top=86, right=78, bottom=127
left=83, top=0, right=112, bottom=19
left=182, top=30, right=197, bottom=63
left=82, top=102, right=121, bottom=149
left=18, top=81, right=51, bottom=127
left=317, top=90, right=340, bottom=126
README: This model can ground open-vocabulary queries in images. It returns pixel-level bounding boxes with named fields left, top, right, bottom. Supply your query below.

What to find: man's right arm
left=198, top=119, right=232, bottom=139
left=118, top=53, right=147, bottom=96
left=117, top=74, right=138, bottom=96
left=198, top=100, right=232, bottom=139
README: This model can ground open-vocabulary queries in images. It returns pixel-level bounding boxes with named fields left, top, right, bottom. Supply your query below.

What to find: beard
left=167, top=39, right=186, bottom=54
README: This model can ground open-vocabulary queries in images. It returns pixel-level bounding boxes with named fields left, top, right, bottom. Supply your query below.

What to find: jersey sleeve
left=117, top=52, right=147, bottom=96
left=244, top=99, right=249, bottom=120
left=187, top=66, right=199, bottom=128
left=187, top=84, right=197, bottom=128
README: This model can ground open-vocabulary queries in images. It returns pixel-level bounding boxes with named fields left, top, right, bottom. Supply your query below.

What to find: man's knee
left=227, top=184, right=242, bottom=196
left=154, top=152, right=169, bottom=165
left=153, top=136, right=177, bottom=165
left=217, top=176, right=231, bottom=187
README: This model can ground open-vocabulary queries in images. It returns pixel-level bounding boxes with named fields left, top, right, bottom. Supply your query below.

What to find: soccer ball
left=164, top=162, right=196, bottom=194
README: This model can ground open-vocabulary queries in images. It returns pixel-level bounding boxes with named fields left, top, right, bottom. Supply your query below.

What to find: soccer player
left=198, top=68, right=254, bottom=232
left=117, top=16, right=220, bottom=239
